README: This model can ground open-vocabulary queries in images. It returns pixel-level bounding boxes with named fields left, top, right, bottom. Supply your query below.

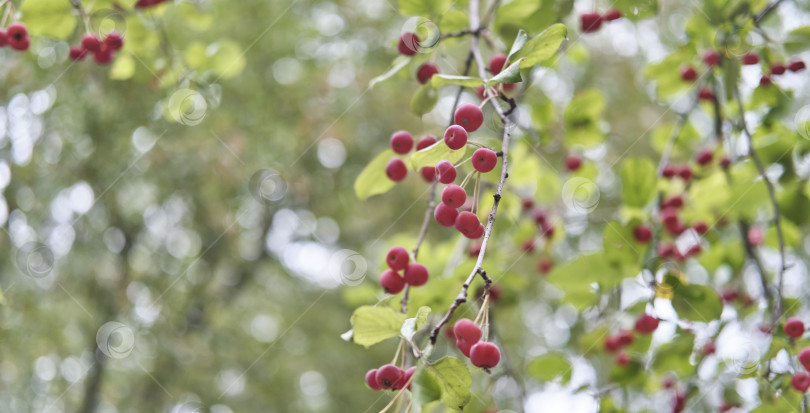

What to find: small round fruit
left=698, top=87, right=715, bottom=101
left=680, top=66, right=697, bottom=82
left=703, top=341, right=716, bottom=355
left=403, top=366, right=416, bottom=390
left=472, top=148, right=497, bottom=173
left=380, top=269, right=405, bottom=294
left=434, top=203, right=459, bottom=227
left=693, top=222, right=709, bottom=235
left=678, top=165, right=693, bottom=181
left=522, top=239, right=535, bottom=253
left=565, top=155, right=582, bottom=171
left=376, top=364, right=404, bottom=389
left=633, top=225, right=652, bottom=243
left=104, top=31, right=124, bottom=51
left=436, top=160, right=457, bottom=184
left=94, top=47, right=114, bottom=65
left=703, top=50, right=720, bottom=67
left=603, top=9, right=622, bottom=21
left=771, top=63, right=787, bottom=75
left=792, top=372, right=810, bottom=393
left=789, top=60, right=806, bottom=72
left=696, top=149, right=713, bottom=165
left=799, top=347, right=810, bottom=372
left=617, top=330, right=634, bottom=347
left=470, top=342, right=501, bottom=368
left=742, top=53, right=759, bottom=65
left=385, top=158, right=408, bottom=182
left=604, top=336, right=620, bottom=352
left=69, top=46, right=87, bottom=61
left=81, top=34, right=102, bottom=53
left=466, top=224, right=484, bottom=239
left=454, top=103, right=484, bottom=132
left=365, top=369, right=381, bottom=390
left=442, top=184, right=467, bottom=208
left=390, top=130, right=414, bottom=154
left=580, top=12, right=602, bottom=33
left=635, top=314, right=659, bottom=334
left=403, top=263, right=429, bottom=287
left=720, top=156, right=731, bottom=169
left=456, top=339, right=473, bottom=357
left=416, top=136, right=438, bottom=151
left=760, top=75, right=772, bottom=87
left=417, top=63, right=439, bottom=84
left=785, top=317, right=805, bottom=339
left=420, top=166, right=435, bottom=182
left=398, top=32, right=419, bottom=56
left=662, top=164, right=676, bottom=178
left=443, top=125, right=468, bottom=150
left=748, top=226, right=763, bottom=246
left=454, top=319, right=482, bottom=346
left=537, top=258, right=553, bottom=274
left=615, top=352, right=630, bottom=366
left=7, top=22, right=28, bottom=42
left=455, top=211, right=480, bottom=236
left=489, top=54, right=507, bottom=75
left=386, top=246, right=410, bottom=271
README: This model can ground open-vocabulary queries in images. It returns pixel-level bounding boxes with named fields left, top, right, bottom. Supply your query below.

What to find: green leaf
left=547, top=253, right=623, bottom=309
left=564, top=89, right=605, bottom=146
left=440, top=10, right=468, bottom=33
left=528, top=353, right=571, bottom=384
left=370, top=57, right=411, bottom=88
left=430, top=75, right=485, bottom=89
left=401, top=306, right=432, bottom=344
left=487, top=61, right=522, bottom=86
left=620, top=158, right=658, bottom=208
left=784, top=26, right=810, bottom=54
left=410, top=140, right=467, bottom=169
left=20, top=0, right=77, bottom=39
left=610, top=358, right=645, bottom=385
left=603, top=221, right=644, bottom=273
left=653, top=333, right=695, bottom=376
left=509, top=23, right=568, bottom=69
left=507, top=29, right=529, bottom=62
left=398, top=0, right=452, bottom=17
left=354, top=150, right=400, bottom=200
left=664, top=274, right=723, bottom=323
left=208, top=40, right=247, bottom=79
left=423, top=356, right=472, bottom=410
left=349, top=305, right=407, bottom=348
left=410, top=83, right=439, bottom=116
left=413, top=366, right=441, bottom=407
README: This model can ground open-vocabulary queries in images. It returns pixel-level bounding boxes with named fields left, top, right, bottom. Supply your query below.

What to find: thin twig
left=753, top=0, right=785, bottom=24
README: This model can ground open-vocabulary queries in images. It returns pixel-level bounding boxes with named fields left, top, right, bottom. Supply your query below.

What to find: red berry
left=443, top=125, right=468, bottom=150
left=475, top=86, right=487, bottom=100
left=662, top=164, right=677, bottom=178
left=720, top=156, right=731, bottom=169
left=799, top=347, right=810, bottom=372
left=436, top=160, right=457, bottom=184
left=69, top=46, right=88, bottom=61
left=661, top=207, right=679, bottom=226
left=540, top=221, right=555, bottom=239
left=456, top=339, right=473, bottom=357
left=472, top=148, right=497, bottom=173
left=454, top=103, right=484, bottom=132
left=537, top=258, right=553, bottom=274
left=533, top=209, right=547, bottom=224
left=635, top=314, right=659, bottom=334
left=386, top=246, right=410, bottom=271
left=94, top=46, right=114, bottom=65
left=696, top=149, right=713, bottom=165
left=398, top=32, right=419, bottom=56
left=434, top=203, right=459, bottom=227
left=617, top=330, right=634, bottom=347
left=693, top=222, right=709, bottom=235
left=747, top=226, right=763, bottom=246
left=522, top=239, right=535, bottom=253
left=470, top=342, right=501, bottom=368
left=703, top=50, right=720, bottom=67
left=8, top=33, right=29, bottom=51
left=385, top=158, right=408, bottom=182
left=403, top=263, right=429, bottom=286
left=580, top=12, right=603, bottom=33
left=678, top=165, right=693, bottom=181
left=792, top=372, right=810, bottom=393
left=760, top=75, right=772, bottom=87
left=104, top=31, right=124, bottom=51
left=633, top=225, right=652, bottom=243
left=455, top=211, right=480, bottom=236
left=565, top=155, right=582, bottom=171
left=522, top=198, right=534, bottom=210
left=603, top=9, right=622, bottom=21
left=365, top=369, right=381, bottom=390
left=662, top=195, right=684, bottom=209
left=615, top=352, right=630, bottom=366
left=416, top=136, right=437, bottom=151
left=81, top=34, right=102, bottom=53
left=658, top=243, right=675, bottom=258
left=403, top=366, right=416, bottom=390
left=420, top=166, right=435, bottom=182
left=390, top=130, right=414, bottom=154
left=789, top=60, right=806, bottom=72
left=0, top=29, right=8, bottom=47
left=442, top=184, right=467, bottom=208
left=467, top=224, right=485, bottom=239
left=771, top=63, right=787, bottom=75
left=662, top=376, right=675, bottom=389
left=673, top=392, right=687, bottom=413
left=604, top=336, right=621, bottom=352
left=742, top=53, right=759, bottom=65
left=454, top=319, right=482, bottom=344
left=680, top=66, right=698, bottom=82
left=703, top=341, right=716, bottom=355
left=7, top=22, right=28, bottom=42
left=785, top=317, right=805, bottom=339
left=380, top=269, right=405, bottom=294
left=376, top=364, right=404, bottom=389
left=417, top=63, right=439, bottom=84
left=488, top=54, right=507, bottom=75
left=698, top=87, right=715, bottom=101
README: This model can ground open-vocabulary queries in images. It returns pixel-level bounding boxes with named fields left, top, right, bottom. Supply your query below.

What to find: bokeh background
left=2, top=0, right=810, bottom=412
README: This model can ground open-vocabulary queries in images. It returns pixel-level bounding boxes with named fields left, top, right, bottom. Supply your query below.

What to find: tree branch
left=753, top=0, right=785, bottom=24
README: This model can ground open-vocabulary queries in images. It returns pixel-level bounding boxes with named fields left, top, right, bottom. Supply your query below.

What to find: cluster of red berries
left=580, top=9, right=623, bottom=33
left=437, top=184, right=485, bottom=238
left=0, top=22, right=30, bottom=51
left=790, top=339, right=810, bottom=393
left=385, top=131, right=441, bottom=183
left=517, top=200, right=557, bottom=274
left=450, top=319, right=501, bottom=369
left=379, top=246, right=429, bottom=294
left=69, top=32, right=124, bottom=65
left=759, top=55, right=806, bottom=86
left=365, top=364, right=416, bottom=391
left=134, top=0, right=171, bottom=8
left=603, top=314, right=659, bottom=366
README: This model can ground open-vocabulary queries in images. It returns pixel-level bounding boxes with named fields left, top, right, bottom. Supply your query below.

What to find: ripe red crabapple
left=760, top=75, right=773, bottom=87
left=489, top=54, right=507, bottom=75
left=603, top=9, right=622, bottom=21
left=443, top=125, right=468, bottom=150
left=742, top=53, right=759, bottom=65
left=799, top=347, right=810, bottom=371
left=94, top=47, right=114, bottom=65
left=662, top=164, right=676, bottom=178
left=703, top=50, right=720, bottom=67
left=456, top=339, right=473, bottom=357
left=380, top=269, right=405, bottom=294
left=678, top=165, right=693, bottom=181
left=390, top=130, right=414, bottom=154
left=416, top=136, right=437, bottom=151
left=703, top=341, right=716, bottom=355
left=522, top=198, right=534, bottom=210
left=522, top=239, right=535, bottom=253
left=785, top=318, right=805, bottom=339
left=69, top=46, right=88, bottom=61
left=604, top=336, right=620, bottom=352
left=771, top=63, right=787, bottom=75
left=720, top=156, right=731, bottom=169
left=472, top=148, right=497, bottom=173
left=680, top=66, right=697, bottom=82
left=385, top=158, right=408, bottom=182
left=434, top=203, right=459, bottom=227
left=7, top=22, right=29, bottom=51
left=442, top=184, right=467, bottom=208
left=470, top=342, right=501, bottom=368
left=81, top=34, right=102, bottom=53
left=537, top=258, right=553, bottom=274
left=386, top=246, right=410, bottom=271
left=420, top=166, right=435, bottom=182
left=403, top=263, right=429, bottom=286
left=455, top=211, right=480, bottom=236
left=789, top=60, right=806, bottom=72
left=467, top=224, right=484, bottom=239
left=792, top=372, right=810, bottom=392
left=747, top=226, right=763, bottom=246
left=580, top=12, right=602, bottom=33
left=365, top=369, right=381, bottom=390
left=615, top=352, right=630, bottom=366
left=403, top=366, right=416, bottom=390
left=376, top=364, right=404, bottom=389
left=454, top=103, right=484, bottom=132
left=635, top=314, right=659, bottom=334
left=104, top=31, right=124, bottom=51
left=698, top=87, right=715, bottom=101
left=696, top=149, right=713, bottom=165
left=633, top=225, right=652, bottom=243
left=417, top=63, right=439, bottom=84
left=617, top=330, right=633, bottom=346
left=398, top=32, right=419, bottom=56
left=565, top=155, right=582, bottom=171
left=693, top=222, right=708, bottom=235
left=436, top=160, right=457, bottom=184
left=454, top=319, right=481, bottom=343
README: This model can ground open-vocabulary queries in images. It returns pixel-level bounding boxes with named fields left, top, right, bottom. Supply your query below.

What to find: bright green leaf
left=20, top=0, right=77, bottom=39
left=410, top=83, right=439, bottom=116
left=354, top=150, right=400, bottom=200
left=509, top=23, right=568, bottom=69
left=349, top=305, right=407, bottom=347
left=423, top=356, right=472, bottom=410
left=620, top=158, right=658, bottom=208
left=431, top=75, right=485, bottom=89
left=528, top=353, right=571, bottom=384
left=410, top=140, right=466, bottom=169
left=664, top=275, right=723, bottom=323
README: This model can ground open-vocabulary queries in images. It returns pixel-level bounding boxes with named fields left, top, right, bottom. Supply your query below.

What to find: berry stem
left=403, top=182, right=438, bottom=314
left=459, top=170, right=476, bottom=188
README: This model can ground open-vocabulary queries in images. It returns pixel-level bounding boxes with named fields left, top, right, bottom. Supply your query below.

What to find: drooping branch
left=753, top=0, right=785, bottom=24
